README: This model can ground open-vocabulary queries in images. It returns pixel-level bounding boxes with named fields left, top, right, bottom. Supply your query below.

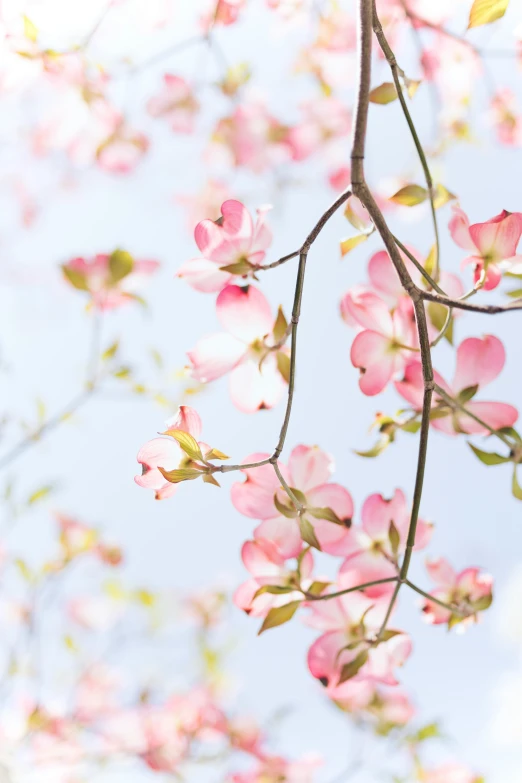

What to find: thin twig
left=405, top=579, right=468, bottom=618
left=433, top=384, right=514, bottom=448
left=303, top=577, right=398, bottom=602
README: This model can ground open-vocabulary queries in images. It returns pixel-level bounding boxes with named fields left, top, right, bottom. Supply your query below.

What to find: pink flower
left=449, top=205, right=522, bottom=290
left=342, top=287, right=416, bottom=395
left=490, top=89, right=521, bottom=147
left=234, top=534, right=313, bottom=618
left=135, top=405, right=204, bottom=500
left=339, top=489, right=432, bottom=597
left=231, top=445, right=354, bottom=555
left=187, top=285, right=287, bottom=413
left=177, top=199, right=272, bottom=293
left=421, top=557, right=493, bottom=629
left=176, top=180, right=231, bottom=231
left=62, top=251, right=159, bottom=310
left=227, top=755, right=321, bottom=783
left=306, top=591, right=411, bottom=694
left=200, top=0, right=245, bottom=30
left=287, top=98, right=351, bottom=162
left=147, top=75, right=199, bottom=133
left=395, top=335, right=518, bottom=436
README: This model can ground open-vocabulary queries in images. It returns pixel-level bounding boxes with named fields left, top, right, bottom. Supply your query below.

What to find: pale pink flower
left=342, top=287, right=416, bottom=395
left=187, top=285, right=286, bottom=413
left=177, top=199, right=272, bottom=293
left=307, top=591, right=411, bottom=694
left=228, top=755, right=321, bottom=783
left=423, top=763, right=483, bottom=783
left=135, top=405, right=203, bottom=500
left=147, top=75, right=199, bottom=133
left=449, top=205, right=522, bottom=289
left=200, top=0, right=246, bottom=30
left=490, top=89, right=521, bottom=147
left=231, top=445, right=354, bottom=555
left=62, top=252, right=159, bottom=310
left=176, top=180, right=231, bottom=230
left=421, top=557, right=493, bottom=628
left=339, top=489, right=432, bottom=597
left=395, top=335, right=518, bottom=436
left=288, top=98, right=351, bottom=161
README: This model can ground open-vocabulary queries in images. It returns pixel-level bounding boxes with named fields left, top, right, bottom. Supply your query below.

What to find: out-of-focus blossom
left=420, top=557, right=493, bottom=629
left=147, top=75, right=199, bottom=133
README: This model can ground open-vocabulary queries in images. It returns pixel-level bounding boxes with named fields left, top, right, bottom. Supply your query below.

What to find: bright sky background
left=1, top=1, right=522, bottom=781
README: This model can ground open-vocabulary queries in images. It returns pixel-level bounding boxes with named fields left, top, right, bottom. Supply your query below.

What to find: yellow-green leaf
left=468, top=0, right=509, bottom=28
left=433, top=184, right=456, bottom=209
left=62, top=265, right=90, bottom=292
left=276, top=351, right=291, bottom=383
left=258, top=601, right=301, bottom=634
left=102, top=341, right=119, bottom=361
left=108, top=249, right=134, bottom=285
left=23, top=15, right=38, bottom=42
left=338, top=649, right=369, bottom=684
left=158, top=467, right=203, bottom=484
left=369, top=82, right=397, bottom=105
left=28, top=485, right=53, bottom=505
left=300, top=516, right=322, bottom=550
left=272, top=306, right=288, bottom=344
left=512, top=468, right=522, bottom=500
left=204, top=447, right=230, bottom=461
left=162, top=429, right=203, bottom=462
left=340, top=233, right=368, bottom=257
left=390, top=184, right=427, bottom=206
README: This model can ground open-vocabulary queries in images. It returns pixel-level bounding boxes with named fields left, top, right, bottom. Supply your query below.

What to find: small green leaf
left=158, top=467, right=203, bottom=484
left=423, top=245, right=437, bottom=279
left=204, top=447, right=230, bottom=461
left=468, top=443, right=511, bottom=466
left=512, top=468, right=522, bottom=501
left=102, top=341, right=119, bottom=361
left=507, top=287, right=522, bottom=298
left=299, top=517, right=322, bottom=550
left=62, top=266, right=90, bottom=292
left=276, top=351, right=291, bottom=383
left=23, top=14, right=38, bottom=42
left=458, top=385, right=479, bottom=404
left=498, top=426, right=522, bottom=442
left=379, top=629, right=403, bottom=642
left=308, top=506, right=347, bottom=526
left=28, top=485, right=53, bottom=505
left=344, top=198, right=371, bottom=232
left=338, top=649, right=369, bottom=684
left=306, top=581, right=330, bottom=596
left=258, top=601, right=301, bottom=634
left=427, top=302, right=453, bottom=344
left=272, top=306, right=288, bottom=344
left=340, top=233, right=368, bottom=256
left=203, top=473, right=221, bottom=487
left=369, top=82, right=397, bottom=104
left=389, top=184, right=427, bottom=206
left=274, top=492, right=299, bottom=519
left=412, top=722, right=440, bottom=742
left=254, top=584, right=294, bottom=598
left=468, top=0, right=509, bottom=28
left=108, top=249, right=134, bottom=285
left=219, top=258, right=255, bottom=275
left=354, top=438, right=390, bottom=458
left=388, top=520, right=400, bottom=556
left=162, top=429, right=203, bottom=462
left=401, top=420, right=421, bottom=434
left=433, top=184, right=456, bottom=209
left=473, top=593, right=493, bottom=611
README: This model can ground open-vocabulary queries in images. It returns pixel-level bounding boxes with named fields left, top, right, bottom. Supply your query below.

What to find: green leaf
left=254, top=584, right=294, bottom=598
left=340, top=233, right=368, bottom=256
left=468, top=443, right=511, bottom=466
left=389, top=184, right=427, bottom=206
left=507, top=287, right=522, bottom=298
left=306, top=581, right=330, bottom=596
left=28, top=485, right=53, bottom=505
left=308, top=505, right=347, bottom=526
left=272, top=306, right=288, bottom=344
left=458, top=384, right=479, bottom=403
left=379, top=629, right=403, bottom=642
left=473, top=593, right=493, bottom=611
left=427, top=302, right=453, bottom=344
left=276, top=351, right=291, bottom=383
left=433, top=184, right=456, bottom=209
left=354, top=438, right=390, bottom=458
left=299, top=517, right=322, bottom=550
left=401, top=420, right=422, bottom=434
left=62, top=265, right=90, bottom=292
left=162, top=429, right=204, bottom=462
left=369, top=82, right=397, bottom=104
left=158, top=467, right=203, bottom=484
left=258, top=601, right=301, bottom=634
left=423, top=244, right=437, bottom=279
left=108, top=249, right=134, bottom=285
left=412, top=722, right=440, bottom=742
left=102, top=341, right=119, bottom=361
left=468, top=0, right=509, bottom=28
left=204, top=447, right=230, bottom=461
left=219, top=258, right=255, bottom=275
left=23, top=14, right=38, bottom=42
left=274, top=492, right=299, bottom=519
left=202, top=473, right=221, bottom=487
left=344, top=198, right=371, bottom=232
left=512, top=468, right=522, bottom=501
left=338, top=649, right=369, bottom=684
left=388, top=520, right=400, bottom=556
left=498, top=426, right=522, bottom=442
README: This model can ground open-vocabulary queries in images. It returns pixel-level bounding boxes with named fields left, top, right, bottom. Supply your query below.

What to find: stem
left=271, top=460, right=303, bottom=513
left=393, top=237, right=446, bottom=294
left=372, top=0, right=440, bottom=279
left=433, top=384, right=514, bottom=448
left=219, top=458, right=271, bottom=473
left=419, top=289, right=522, bottom=314
left=304, top=577, right=398, bottom=602
left=405, top=579, right=468, bottom=618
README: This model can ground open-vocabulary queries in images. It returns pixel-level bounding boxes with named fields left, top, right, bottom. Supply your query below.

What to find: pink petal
left=188, top=333, right=245, bottom=382
left=425, top=557, right=456, bottom=587
left=242, top=540, right=285, bottom=577
left=448, top=206, right=476, bottom=251
left=229, top=357, right=285, bottom=413
left=340, top=552, right=398, bottom=597
left=469, top=210, right=522, bottom=260
left=165, top=406, right=202, bottom=439
left=194, top=199, right=253, bottom=263
left=452, top=335, right=505, bottom=392
left=288, top=445, right=333, bottom=492
left=351, top=331, right=396, bottom=396
left=461, top=400, right=518, bottom=434
left=217, top=285, right=274, bottom=342
left=251, top=205, right=273, bottom=254
left=361, top=490, right=408, bottom=544
left=176, top=258, right=232, bottom=293
left=231, top=455, right=289, bottom=519
left=135, top=437, right=182, bottom=497
left=254, top=517, right=302, bottom=559
left=365, top=633, right=412, bottom=686
left=342, top=288, right=394, bottom=334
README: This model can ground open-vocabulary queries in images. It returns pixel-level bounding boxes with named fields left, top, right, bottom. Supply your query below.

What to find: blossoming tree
left=1, top=0, right=522, bottom=780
